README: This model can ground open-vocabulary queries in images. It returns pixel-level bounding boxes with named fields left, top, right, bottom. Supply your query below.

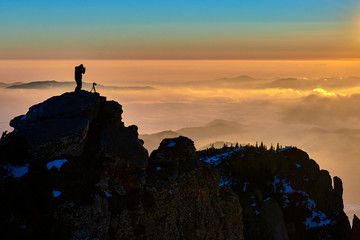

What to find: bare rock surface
left=9, top=91, right=105, bottom=160
left=0, top=91, right=243, bottom=240
left=198, top=145, right=352, bottom=240
left=0, top=90, right=353, bottom=240
left=352, top=215, right=360, bottom=240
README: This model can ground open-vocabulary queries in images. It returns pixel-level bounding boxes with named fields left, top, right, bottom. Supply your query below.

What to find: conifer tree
left=276, top=143, right=280, bottom=151
left=270, top=144, right=275, bottom=152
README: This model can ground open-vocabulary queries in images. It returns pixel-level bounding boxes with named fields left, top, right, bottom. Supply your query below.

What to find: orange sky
left=2, top=59, right=360, bottom=85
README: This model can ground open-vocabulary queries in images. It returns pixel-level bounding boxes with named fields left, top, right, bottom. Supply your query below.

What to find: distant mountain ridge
left=141, top=119, right=244, bottom=152
left=0, top=82, right=11, bottom=88
left=0, top=80, right=155, bottom=90
left=6, top=80, right=77, bottom=89
left=169, top=75, right=360, bottom=91
left=3, top=75, right=360, bottom=92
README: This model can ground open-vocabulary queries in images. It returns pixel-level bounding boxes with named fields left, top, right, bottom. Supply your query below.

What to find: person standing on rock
left=74, top=64, right=86, bottom=91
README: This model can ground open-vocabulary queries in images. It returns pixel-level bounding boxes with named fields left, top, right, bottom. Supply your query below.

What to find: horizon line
left=2, top=57, right=360, bottom=61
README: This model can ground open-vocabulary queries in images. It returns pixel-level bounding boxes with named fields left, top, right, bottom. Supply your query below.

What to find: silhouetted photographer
left=74, top=64, right=86, bottom=91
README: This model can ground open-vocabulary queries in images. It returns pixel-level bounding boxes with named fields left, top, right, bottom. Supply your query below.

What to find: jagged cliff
left=198, top=146, right=351, bottom=239
left=0, top=91, right=243, bottom=240
left=0, top=91, right=352, bottom=240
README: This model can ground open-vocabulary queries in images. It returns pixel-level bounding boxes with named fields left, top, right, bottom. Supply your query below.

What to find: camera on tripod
left=91, top=82, right=97, bottom=93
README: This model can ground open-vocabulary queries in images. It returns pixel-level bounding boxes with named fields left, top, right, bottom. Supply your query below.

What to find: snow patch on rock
left=167, top=141, right=176, bottom=147
left=52, top=190, right=62, bottom=198
left=304, top=211, right=332, bottom=229
left=200, top=147, right=245, bottom=166
left=272, top=175, right=332, bottom=228
left=3, top=164, right=29, bottom=178
left=47, top=159, right=68, bottom=171
left=276, top=146, right=293, bottom=153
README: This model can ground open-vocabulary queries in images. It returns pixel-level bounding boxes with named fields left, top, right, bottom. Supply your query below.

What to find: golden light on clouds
left=264, top=88, right=305, bottom=97
left=312, top=88, right=347, bottom=97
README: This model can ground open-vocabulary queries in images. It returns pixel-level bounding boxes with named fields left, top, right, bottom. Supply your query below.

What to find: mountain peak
left=0, top=91, right=353, bottom=240
left=203, top=119, right=240, bottom=127
left=216, top=75, right=254, bottom=82
left=0, top=91, right=243, bottom=239
left=8, top=90, right=148, bottom=167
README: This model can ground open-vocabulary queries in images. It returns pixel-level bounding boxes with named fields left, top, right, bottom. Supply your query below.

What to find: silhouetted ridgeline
left=0, top=80, right=154, bottom=91
left=0, top=91, right=355, bottom=239
left=198, top=145, right=352, bottom=239
left=140, top=119, right=244, bottom=152
left=0, top=91, right=242, bottom=240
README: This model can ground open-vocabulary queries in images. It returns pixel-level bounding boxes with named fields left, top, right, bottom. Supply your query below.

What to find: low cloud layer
left=282, top=94, right=360, bottom=129
left=2, top=68, right=360, bottom=218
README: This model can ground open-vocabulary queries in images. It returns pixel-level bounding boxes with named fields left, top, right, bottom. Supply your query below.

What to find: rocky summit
left=0, top=91, right=354, bottom=240
left=0, top=91, right=243, bottom=240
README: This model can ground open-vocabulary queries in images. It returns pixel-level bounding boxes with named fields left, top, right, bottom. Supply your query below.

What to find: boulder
left=148, top=136, right=197, bottom=181
left=99, top=124, right=149, bottom=169
left=9, top=91, right=105, bottom=160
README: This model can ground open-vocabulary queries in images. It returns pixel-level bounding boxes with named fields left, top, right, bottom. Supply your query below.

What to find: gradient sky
left=1, top=0, right=360, bottom=59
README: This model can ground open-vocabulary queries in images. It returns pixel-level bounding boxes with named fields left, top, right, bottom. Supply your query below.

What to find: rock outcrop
left=352, top=215, right=360, bottom=240
left=0, top=91, right=243, bottom=240
left=198, top=146, right=351, bottom=240
left=0, top=91, right=353, bottom=240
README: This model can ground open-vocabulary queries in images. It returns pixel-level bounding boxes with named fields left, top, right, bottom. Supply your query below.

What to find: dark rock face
left=352, top=215, right=360, bottom=240
left=258, top=199, right=289, bottom=240
left=198, top=146, right=351, bottom=240
left=7, top=91, right=147, bottom=169
left=108, top=136, right=244, bottom=240
left=10, top=91, right=104, bottom=160
left=0, top=92, right=243, bottom=240
left=0, top=90, right=352, bottom=240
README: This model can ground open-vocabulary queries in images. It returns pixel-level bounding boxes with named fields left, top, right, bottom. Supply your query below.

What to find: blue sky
left=0, top=0, right=358, bottom=59
left=1, top=0, right=355, bottom=23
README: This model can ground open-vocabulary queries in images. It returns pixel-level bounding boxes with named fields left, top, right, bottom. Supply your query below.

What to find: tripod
left=91, top=82, right=97, bottom=93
